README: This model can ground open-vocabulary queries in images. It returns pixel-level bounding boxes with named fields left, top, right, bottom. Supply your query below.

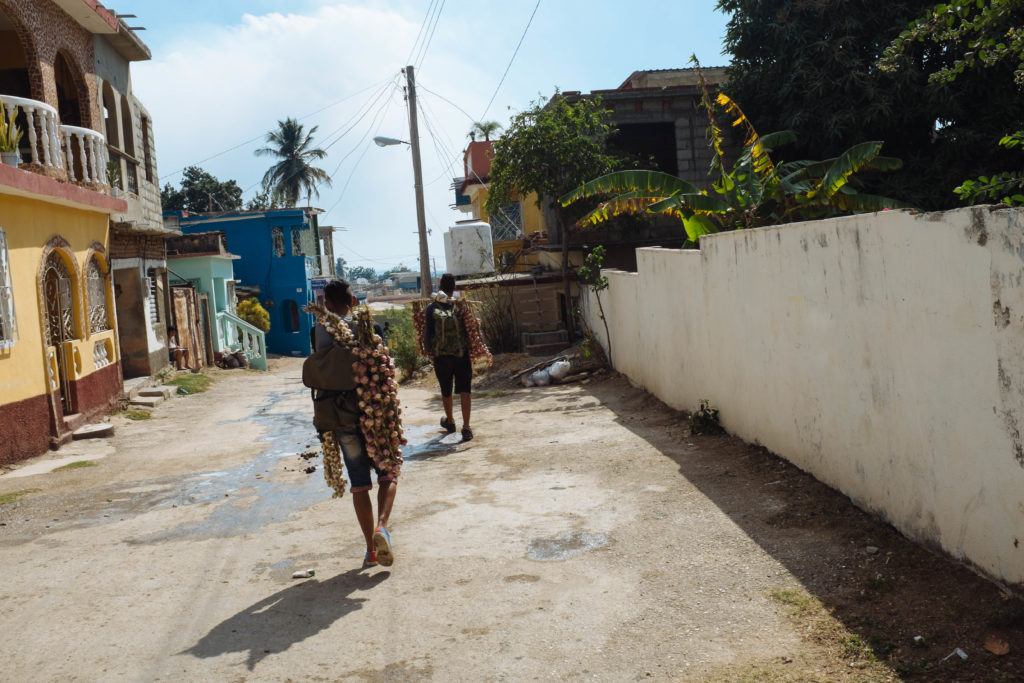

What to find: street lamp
left=374, top=65, right=432, bottom=297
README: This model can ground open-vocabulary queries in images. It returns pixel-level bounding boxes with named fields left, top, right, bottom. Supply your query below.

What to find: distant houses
left=164, top=208, right=337, bottom=357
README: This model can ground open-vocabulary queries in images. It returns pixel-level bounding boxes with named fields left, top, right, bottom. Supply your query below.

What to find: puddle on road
left=527, top=531, right=610, bottom=561
left=0, top=390, right=461, bottom=545
left=128, top=394, right=458, bottom=543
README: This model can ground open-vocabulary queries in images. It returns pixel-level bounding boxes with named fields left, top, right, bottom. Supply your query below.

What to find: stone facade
left=0, top=0, right=102, bottom=127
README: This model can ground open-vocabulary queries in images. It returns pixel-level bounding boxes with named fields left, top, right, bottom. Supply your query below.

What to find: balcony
left=1, top=94, right=110, bottom=187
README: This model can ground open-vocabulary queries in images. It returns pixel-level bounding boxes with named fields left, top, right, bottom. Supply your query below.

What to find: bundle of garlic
left=320, top=430, right=348, bottom=498
left=412, top=301, right=429, bottom=356
left=352, top=307, right=406, bottom=476
left=456, top=299, right=492, bottom=367
left=305, top=303, right=405, bottom=495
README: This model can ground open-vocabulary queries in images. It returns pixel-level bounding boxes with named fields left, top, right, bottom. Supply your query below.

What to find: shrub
left=237, top=297, right=270, bottom=332
left=378, top=307, right=426, bottom=381
left=475, top=284, right=519, bottom=353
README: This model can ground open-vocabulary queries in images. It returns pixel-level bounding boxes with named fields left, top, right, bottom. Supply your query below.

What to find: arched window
left=102, top=83, right=119, bottom=148
left=283, top=299, right=300, bottom=332
left=87, top=256, right=110, bottom=334
left=120, top=95, right=138, bottom=193
left=54, top=53, right=83, bottom=127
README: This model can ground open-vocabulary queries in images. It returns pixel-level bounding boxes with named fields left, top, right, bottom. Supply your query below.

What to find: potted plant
left=0, top=98, right=23, bottom=167
left=106, top=159, right=122, bottom=196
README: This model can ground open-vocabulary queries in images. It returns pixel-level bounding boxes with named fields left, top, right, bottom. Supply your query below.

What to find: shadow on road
left=570, top=376, right=1024, bottom=681
left=180, top=567, right=389, bottom=670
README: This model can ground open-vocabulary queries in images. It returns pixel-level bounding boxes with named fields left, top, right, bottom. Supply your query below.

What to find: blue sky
left=126, top=1, right=730, bottom=273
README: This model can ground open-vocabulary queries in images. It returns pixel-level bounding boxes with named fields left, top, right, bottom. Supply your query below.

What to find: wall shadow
left=534, top=377, right=1023, bottom=679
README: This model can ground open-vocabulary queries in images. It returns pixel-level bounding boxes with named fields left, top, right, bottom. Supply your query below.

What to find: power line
left=412, top=0, right=445, bottom=71
left=415, top=80, right=476, bottom=122
left=321, top=76, right=400, bottom=152
left=158, top=78, right=391, bottom=182
left=405, top=0, right=439, bottom=65
left=480, top=0, right=542, bottom=120
left=324, top=82, right=401, bottom=214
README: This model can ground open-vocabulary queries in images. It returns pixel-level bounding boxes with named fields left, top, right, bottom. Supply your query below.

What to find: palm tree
left=469, top=120, right=501, bottom=141
left=255, top=117, right=332, bottom=207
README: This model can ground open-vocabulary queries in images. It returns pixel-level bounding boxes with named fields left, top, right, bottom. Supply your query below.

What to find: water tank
left=444, top=221, right=495, bottom=277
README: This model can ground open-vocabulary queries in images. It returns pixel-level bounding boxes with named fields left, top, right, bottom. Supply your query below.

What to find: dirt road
left=0, top=357, right=1019, bottom=681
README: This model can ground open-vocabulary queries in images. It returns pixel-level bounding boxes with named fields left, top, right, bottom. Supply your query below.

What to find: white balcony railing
left=217, top=311, right=267, bottom=371
left=61, top=125, right=107, bottom=184
left=0, top=94, right=62, bottom=170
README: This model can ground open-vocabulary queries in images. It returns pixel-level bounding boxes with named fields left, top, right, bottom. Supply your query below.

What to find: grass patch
left=114, top=409, right=151, bottom=421
left=478, top=390, right=514, bottom=398
left=165, top=372, right=214, bottom=394
left=53, top=460, right=98, bottom=471
left=769, top=587, right=821, bottom=616
left=0, top=488, right=41, bottom=505
left=766, top=586, right=896, bottom=680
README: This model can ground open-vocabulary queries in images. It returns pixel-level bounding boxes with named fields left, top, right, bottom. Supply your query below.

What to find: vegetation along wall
left=583, top=206, right=1024, bottom=589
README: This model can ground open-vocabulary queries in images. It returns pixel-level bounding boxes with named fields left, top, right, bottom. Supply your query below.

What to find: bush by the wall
left=237, top=297, right=270, bottom=332
left=378, top=307, right=426, bottom=381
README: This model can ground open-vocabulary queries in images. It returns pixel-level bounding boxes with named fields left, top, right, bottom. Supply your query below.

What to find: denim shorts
left=334, top=431, right=396, bottom=493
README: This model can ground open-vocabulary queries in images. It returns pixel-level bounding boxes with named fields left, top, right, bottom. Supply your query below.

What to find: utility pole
left=404, top=65, right=432, bottom=298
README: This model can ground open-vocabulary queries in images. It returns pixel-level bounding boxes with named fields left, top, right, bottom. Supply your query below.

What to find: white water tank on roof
left=444, top=221, right=495, bottom=277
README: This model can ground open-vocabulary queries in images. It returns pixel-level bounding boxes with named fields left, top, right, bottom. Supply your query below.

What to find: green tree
left=334, top=256, right=347, bottom=278
left=485, top=93, right=621, bottom=333
left=244, top=185, right=281, bottom=211
left=715, top=0, right=1024, bottom=210
left=470, top=121, right=501, bottom=141
left=255, top=117, right=332, bottom=207
left=161, top=166, right=243, bottom=213
left=380, top=264, right=411, bottom=282
left=881, top=1, right=1024, bottom=206
left=562, top=63, right=906, bottom=241
left=346, top=265, right=377, bottom=282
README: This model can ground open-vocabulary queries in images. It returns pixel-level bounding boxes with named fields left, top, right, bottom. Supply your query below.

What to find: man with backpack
left=425, top=273, right=473, bottom=441
left=311, top=279, right=397, bottom=567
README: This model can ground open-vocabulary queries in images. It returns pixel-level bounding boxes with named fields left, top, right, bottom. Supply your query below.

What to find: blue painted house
left=164, top=208, right=334, bottom=356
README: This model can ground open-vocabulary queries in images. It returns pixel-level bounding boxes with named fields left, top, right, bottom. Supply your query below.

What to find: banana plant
left=560, top=57, right=909, bottom=241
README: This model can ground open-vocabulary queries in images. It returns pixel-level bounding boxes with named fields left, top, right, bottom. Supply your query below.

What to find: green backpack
left=302, top=341, right=360, bottom=433
left=431, top=304, right=464, bottom=357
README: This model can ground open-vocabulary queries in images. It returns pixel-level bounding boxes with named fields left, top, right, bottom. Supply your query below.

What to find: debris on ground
left=984, top=636, right=1010, bottom=656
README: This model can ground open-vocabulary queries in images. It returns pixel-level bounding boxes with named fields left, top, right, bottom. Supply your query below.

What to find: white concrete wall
left=583, top=206, right=1024, bottom=588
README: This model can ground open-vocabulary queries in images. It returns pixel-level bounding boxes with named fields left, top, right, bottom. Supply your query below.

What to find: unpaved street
left=0, top=358, right=1020, bottom=681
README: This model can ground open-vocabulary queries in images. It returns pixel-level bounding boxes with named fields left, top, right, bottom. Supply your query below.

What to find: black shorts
left=434, top=354, right=472, bottom=397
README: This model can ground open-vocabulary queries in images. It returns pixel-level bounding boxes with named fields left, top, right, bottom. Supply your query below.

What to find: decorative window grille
left=490, top=201, right=524, bottom=241
left=272, top=227, right=285, bottom=257
left=0, top=227, right=17, bottom=348
left=292, top=226, right=315, bottom=256
left=145, top=276, right=157, bottom=323
left=87, top=257, right=110, bottom=333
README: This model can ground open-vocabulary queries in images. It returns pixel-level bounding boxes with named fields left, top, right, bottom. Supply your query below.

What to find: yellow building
left=1, top=166, right=123, bottom=463
left=453, top=140, right=546, bottom=273
left=0, top=0, right=156, bottom=464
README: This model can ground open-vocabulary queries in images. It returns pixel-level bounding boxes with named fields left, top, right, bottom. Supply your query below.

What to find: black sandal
left=441, top=416, right=456, bottom=433
left=461, top=427, right=473, bottom=441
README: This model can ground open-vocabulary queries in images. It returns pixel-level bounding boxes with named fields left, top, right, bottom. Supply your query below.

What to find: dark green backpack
left=431, top=304, right=464, bottom=357
left=303, top=341, right=360, bottom=433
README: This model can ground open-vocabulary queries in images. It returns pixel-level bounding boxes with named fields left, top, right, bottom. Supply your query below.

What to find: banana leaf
left=560, top=170, right=699, bottom=207
left=830, top=192, right=911, bottom=213
left=818, top=141, right=884, bottom=199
